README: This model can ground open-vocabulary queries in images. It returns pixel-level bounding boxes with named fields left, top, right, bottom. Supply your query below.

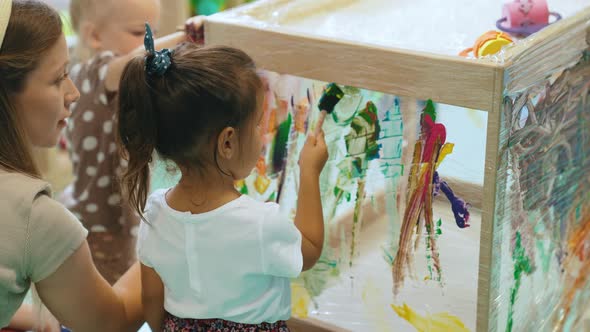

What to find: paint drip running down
left=392, top=100, right=471, bottom=294
left=344, top=101, right=381, bottom=267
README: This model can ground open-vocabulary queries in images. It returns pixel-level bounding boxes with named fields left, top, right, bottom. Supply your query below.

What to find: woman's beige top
left=0, top=169, right=87, bottom=327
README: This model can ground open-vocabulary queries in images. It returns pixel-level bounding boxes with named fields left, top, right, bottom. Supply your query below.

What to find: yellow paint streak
left=254, top=175, right=271, bottom=194
left=391, top=303, right=470, bottom=332
left=435, top=143, right=454, bottom=169
left=291, top=282, right=310, bottom=319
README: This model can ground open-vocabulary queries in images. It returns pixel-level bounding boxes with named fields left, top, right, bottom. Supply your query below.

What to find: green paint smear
left=301, top=257, right=339, bottom=298
left=533, top=223, right=552, bottom=273
left=271, top=113, right=292, bottom=174
left=506, top=232, right=534, bottom=332
left=423, top=99, right=437, bottom=122
left=435, top=218, right=443, bottom=236
left=331, top=86, right=362, bottom=125
left=333, top=186, right=351, bottom=202
left=345, top=101, right=381, bottom=162
left=382, top=247, right=395, bottom=265
left=535, top=240, right=552, bottom=274
left=424, top=218, right=443, bottom=282
left=239, top=184, right=249, bottom=195
left=342, top=99, right=381, bottom=268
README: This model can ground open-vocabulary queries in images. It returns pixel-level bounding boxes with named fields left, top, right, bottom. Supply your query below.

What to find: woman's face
left=13, top=34, right=80, bottom=148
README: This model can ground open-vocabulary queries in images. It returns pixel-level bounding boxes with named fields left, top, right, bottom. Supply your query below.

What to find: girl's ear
left=216, top=126, right=236, bottom=160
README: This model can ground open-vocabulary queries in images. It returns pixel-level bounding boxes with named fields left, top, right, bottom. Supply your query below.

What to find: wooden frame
left=288, top=317, right=350, bottom=332
left=205, top=9, right=501, bottom=111
left=476, top=64, right=503, bottom=332
left=205, top=2, right=590, bottom=331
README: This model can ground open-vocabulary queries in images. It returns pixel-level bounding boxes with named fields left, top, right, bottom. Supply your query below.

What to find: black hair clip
left=144, top=23, right=173, bottom=76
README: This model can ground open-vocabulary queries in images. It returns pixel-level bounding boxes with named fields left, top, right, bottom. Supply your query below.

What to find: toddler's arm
left=294, top=131, right=329, bottom=271
left=104, top=16, right=205, bottom=92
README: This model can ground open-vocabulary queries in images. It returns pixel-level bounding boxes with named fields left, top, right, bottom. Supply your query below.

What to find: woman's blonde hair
left=0, top=0, right=63, bottom=177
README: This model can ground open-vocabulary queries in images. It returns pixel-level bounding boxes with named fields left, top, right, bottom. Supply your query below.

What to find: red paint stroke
left=392, top=101, right=447, bottom=294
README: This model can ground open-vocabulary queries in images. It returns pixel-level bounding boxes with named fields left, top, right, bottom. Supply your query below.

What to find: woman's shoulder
left=0, top=170, right=51, bottom=204
left=0, top=170, right=83, bottom=232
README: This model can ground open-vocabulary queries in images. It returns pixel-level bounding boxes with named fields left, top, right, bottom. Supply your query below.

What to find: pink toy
left=497, top=0, right=561, bottom=37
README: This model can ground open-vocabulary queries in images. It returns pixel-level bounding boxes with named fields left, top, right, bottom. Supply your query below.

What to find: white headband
left=0, top=0, right=12, bottom=51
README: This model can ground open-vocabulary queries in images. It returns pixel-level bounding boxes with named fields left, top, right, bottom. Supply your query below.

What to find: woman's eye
left=55, top=73, right=68, bottom=85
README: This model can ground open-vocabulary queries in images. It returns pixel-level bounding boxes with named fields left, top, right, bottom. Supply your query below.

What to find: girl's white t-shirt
left=137, top=189, right=303, bottom=324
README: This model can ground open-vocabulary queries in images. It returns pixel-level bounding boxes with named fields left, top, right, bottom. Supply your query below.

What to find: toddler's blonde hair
left=69, top=0, right=112, bottom=61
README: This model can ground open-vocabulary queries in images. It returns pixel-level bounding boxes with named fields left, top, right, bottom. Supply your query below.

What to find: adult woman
left=0, top=0, right=141, bottom=330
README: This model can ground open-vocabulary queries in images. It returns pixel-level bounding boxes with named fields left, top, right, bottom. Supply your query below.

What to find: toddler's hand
left=185, top=16, right=205, bottom=44
left=299, top=130, right=328, bottom=177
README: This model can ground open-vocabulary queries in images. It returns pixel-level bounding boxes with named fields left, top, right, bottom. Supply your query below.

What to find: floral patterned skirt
left=162, top=312, right=290, bottom=332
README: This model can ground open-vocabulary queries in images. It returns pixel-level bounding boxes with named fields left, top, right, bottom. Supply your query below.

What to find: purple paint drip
left=433, top=172, right=471, bottom=228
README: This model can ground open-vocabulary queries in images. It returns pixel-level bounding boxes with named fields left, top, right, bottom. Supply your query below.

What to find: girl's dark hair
left=118, top=44, right=262, bottom=219
left=0, top=0, right=63, bottom=176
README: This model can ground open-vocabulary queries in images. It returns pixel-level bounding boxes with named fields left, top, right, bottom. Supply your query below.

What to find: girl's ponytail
left=117, top=55, right=157, bottom=220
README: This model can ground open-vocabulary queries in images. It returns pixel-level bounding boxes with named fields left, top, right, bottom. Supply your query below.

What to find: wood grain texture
left=287, top=317, right=351, bottom=332
left=502, top=7, right=590, bottom=95
left=476, top=65, right=504, bottom=332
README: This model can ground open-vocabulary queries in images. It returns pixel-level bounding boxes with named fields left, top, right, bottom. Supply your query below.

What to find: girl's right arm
left=294, top=131, right=329, bottom=271
left=35, top=242, right=143, bottom=332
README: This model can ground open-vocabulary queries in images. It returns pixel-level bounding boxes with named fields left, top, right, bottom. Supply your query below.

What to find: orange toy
left=459, top=30, right=513, bottom=58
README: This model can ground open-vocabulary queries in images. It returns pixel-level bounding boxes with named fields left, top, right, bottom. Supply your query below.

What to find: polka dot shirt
left=62, top=52, right=138, bottom=283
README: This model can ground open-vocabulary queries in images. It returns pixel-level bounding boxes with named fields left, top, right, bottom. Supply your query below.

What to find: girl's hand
left=298, top=130, right=328, bottom=177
